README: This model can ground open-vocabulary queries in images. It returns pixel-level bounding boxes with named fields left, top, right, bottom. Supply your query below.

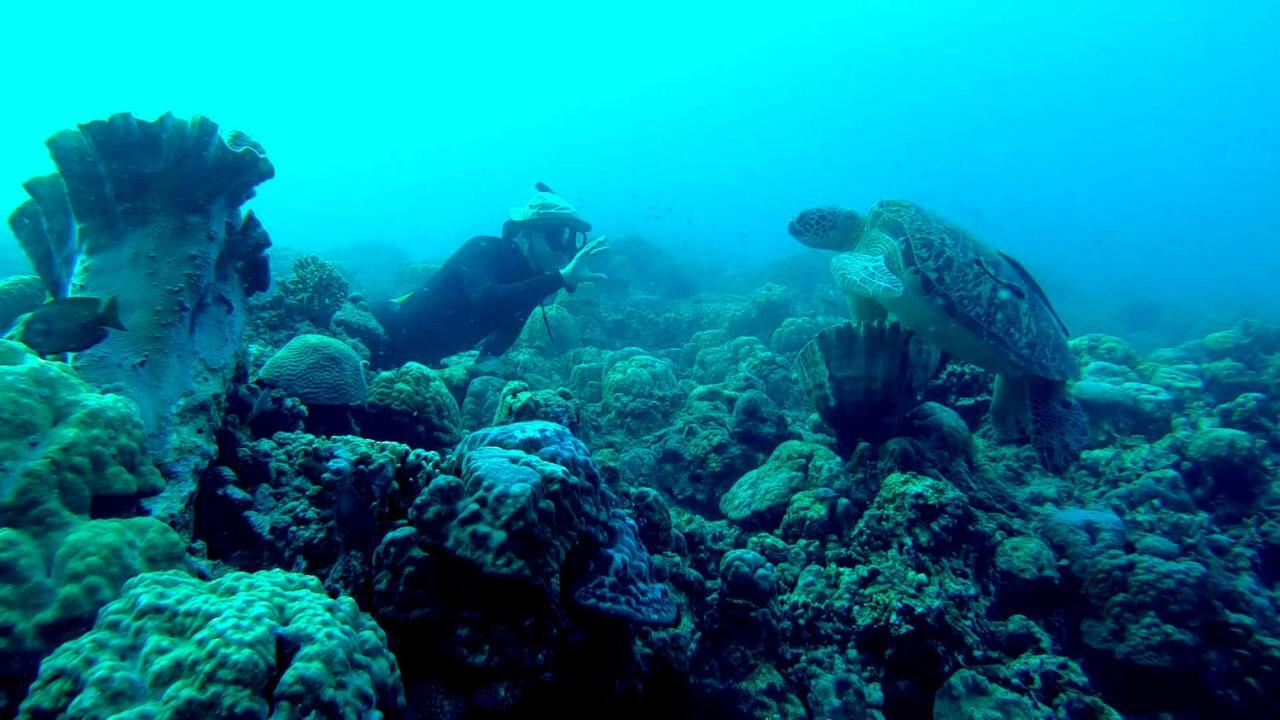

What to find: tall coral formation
left=7, top=112, right=274, bottom=487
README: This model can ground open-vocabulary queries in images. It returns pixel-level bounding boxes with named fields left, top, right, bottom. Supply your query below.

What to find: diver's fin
left=831, top=252, right=904, bottom=299
left=99, top=296, right=126, bottom=331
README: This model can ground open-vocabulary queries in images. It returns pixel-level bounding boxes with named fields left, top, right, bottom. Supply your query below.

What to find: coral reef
left=4, top=115, right=1280, bottom=719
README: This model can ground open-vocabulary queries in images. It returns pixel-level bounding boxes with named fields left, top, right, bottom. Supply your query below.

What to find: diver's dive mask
left=544, top=225, right=586, bottom=254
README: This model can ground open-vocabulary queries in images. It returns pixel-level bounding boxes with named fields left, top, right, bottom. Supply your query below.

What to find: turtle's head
left=787, top=206, right=864, bottom=251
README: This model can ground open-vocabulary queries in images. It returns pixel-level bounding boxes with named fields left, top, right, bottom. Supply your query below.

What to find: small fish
left=18, top=296, right=125, bottom=355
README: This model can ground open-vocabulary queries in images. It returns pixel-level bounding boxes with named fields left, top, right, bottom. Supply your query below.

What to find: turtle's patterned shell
left=864, top=199, right=1076, bottom=381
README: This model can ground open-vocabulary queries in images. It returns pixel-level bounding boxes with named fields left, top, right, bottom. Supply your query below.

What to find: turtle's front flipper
left=831, top=252, right=905, bottom=300
left=1028, top=378, right=1088, bottom=474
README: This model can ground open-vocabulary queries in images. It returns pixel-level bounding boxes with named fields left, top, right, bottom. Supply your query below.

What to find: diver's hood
left=509, top=190, right=592, bottom=232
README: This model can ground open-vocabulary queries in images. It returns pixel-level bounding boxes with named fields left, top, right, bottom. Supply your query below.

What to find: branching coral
left=279, top=254, right=351, bottom=326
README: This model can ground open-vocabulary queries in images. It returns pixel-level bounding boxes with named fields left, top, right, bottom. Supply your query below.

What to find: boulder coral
left=361, top=362, right=462, bottom=450
left=0, top=341, right=185, bottom=713
left=17, top=569, right=405, bottom=719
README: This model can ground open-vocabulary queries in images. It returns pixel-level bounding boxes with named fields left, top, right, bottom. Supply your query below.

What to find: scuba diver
left=374, top=184, right=608, bottom=368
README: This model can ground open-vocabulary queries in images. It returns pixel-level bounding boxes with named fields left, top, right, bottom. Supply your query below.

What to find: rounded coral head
left=787, top=206, right=863, bottom=251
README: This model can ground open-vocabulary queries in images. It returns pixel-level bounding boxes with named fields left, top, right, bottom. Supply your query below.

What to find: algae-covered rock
left=1070, top=333, right=1141, bottom=368
left=493, top=380, right=580, bottom=431
left=935, top=655, right=1121, bottom=720
left=994, top=536, right=1060, bottom=612
left=1183, top=427, right=1267, bottom=503
left=720, top=441, right=847, bottom=530
left=725, top=282, right=794, bottom=341
left=1201, top=359, right=1264, bottom=400
left=730, top=387, right=793, bottom=451
left=1200, top=319, right=1280, bottom=368
left=601, top=352, right=684, bottom=436
left=771, top=315, right=840, bottom=355
left=719, top=548, right=778, bottom=606
left=934, top=668, right=1037, bottom=720
left=1080, top=552, right=1210, bottom=671
left=851, top=471, right=972, bottom=553
left=1142, top=362, right=1204, bottom=403
left=779, top=487, right=855, bottom=541
left=417, top=421, right=676, bottom=625
left=1040, top=508, right=1126, bottom=578
left=460, top=374, right=506, bottom=429
left=906, top=401, right=974, bottom=466
left=1074, top=379, right=1174, bottom=438
left=1213, top=392, right=1274, bottom=435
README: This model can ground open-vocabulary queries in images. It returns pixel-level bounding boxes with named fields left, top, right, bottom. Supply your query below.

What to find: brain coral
left=258, top=333, right=368, bottom=405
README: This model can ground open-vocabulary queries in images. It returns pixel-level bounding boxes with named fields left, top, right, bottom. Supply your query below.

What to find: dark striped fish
left=18, top=296, right=125, bottom=355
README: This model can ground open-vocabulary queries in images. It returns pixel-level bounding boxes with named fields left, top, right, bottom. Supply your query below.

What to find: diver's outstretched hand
left=560, top=235, right=610, bottom=289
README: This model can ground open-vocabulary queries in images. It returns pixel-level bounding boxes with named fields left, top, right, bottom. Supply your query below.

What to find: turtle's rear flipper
left=1028, top=378, right=1088, bottom=474
left=831, top=252, right=904, bottom=299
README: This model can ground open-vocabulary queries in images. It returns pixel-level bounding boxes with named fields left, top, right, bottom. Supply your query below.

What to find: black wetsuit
left=375, top=235, right=567, bottom=368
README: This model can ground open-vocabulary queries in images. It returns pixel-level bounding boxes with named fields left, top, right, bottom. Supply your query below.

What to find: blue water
left=2, top=1, right=1277, bottom=344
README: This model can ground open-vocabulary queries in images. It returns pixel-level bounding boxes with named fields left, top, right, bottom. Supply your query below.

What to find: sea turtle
left=787, top=199, right=1087, bottom=473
